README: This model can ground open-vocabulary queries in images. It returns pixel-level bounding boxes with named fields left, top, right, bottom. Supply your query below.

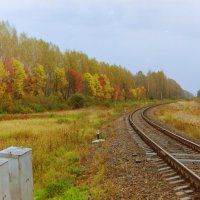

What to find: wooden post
left=0, top=147, right=33, bottom=200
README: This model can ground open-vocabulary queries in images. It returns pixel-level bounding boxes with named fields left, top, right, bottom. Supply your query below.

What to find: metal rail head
left=142, top=106, right=200, bottom=153
left=129, top=108, right=200, bottom=191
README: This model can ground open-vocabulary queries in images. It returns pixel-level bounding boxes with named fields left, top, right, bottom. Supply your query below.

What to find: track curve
left=129, top=104, right=200, bottom=199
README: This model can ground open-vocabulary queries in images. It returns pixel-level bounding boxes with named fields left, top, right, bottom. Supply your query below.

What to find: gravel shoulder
left=100, top=114, right=177, bottom=200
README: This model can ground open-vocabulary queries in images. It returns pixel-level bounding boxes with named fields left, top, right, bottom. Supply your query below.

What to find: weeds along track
left=129, top=105, right=200, bottom=199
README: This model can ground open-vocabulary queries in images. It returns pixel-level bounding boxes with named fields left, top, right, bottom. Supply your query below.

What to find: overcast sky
left=1, top=0, right=200, bottom=94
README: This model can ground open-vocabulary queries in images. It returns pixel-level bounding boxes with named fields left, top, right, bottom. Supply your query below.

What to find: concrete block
left=0, top=147, right=33, bottom=200
left=0, top=158, right=10, bottom=200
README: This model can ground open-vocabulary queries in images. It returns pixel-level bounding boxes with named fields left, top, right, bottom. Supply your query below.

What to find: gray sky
left=1, top=0, right=200, bottom=94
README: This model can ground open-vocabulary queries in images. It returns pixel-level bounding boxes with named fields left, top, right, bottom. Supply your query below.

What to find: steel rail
left=142, top=105, right=200, bottom=153
left=129, top=107, right=200, bottom=191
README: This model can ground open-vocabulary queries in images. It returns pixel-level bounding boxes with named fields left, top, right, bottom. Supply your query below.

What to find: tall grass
left=156, top=101, right=200, bottom=139
left=0, top=100, right=154, bottom=199
left=0, top=108, right=114, bottom=198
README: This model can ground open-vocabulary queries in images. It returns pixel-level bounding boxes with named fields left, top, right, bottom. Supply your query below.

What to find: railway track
left=128, top=105, right=200, bottom=199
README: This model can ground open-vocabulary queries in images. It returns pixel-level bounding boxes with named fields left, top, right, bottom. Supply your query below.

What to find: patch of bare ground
left=92, top=114, right=177, bottom=200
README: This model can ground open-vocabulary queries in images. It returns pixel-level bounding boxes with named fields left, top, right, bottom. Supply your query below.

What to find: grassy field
left=0, top=100, right=153, bottom=199
left=155, top=100, right=200, bottom=139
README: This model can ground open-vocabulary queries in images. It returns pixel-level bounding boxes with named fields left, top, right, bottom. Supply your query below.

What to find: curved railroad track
left=128, top=104, right=200, bottom=199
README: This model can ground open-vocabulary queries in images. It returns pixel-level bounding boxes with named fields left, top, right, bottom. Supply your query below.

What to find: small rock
left=146, top=158, right=151, bottom=162
left=91, top=139, right=105, bottom=144
left=135, top=159, right=142, bottom=163
left=132, top=153, right=138, bottom=157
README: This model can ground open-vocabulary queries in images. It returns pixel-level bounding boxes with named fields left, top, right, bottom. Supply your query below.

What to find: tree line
left=0, top=21, right=187, bottom=111
left=197, top=90, right=200, bottom=98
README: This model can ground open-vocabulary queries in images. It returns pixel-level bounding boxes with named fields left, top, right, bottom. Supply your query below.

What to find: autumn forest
left=0, top=21, right=188, bottom=113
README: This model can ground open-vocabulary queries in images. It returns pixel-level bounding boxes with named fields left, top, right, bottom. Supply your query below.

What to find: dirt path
left=101, top=114, right=177, bottom=200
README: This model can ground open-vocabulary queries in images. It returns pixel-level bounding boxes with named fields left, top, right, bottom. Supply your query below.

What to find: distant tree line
left=0, top=21, right=187, bottom=111
left=197, top=90, right=200, bottom=98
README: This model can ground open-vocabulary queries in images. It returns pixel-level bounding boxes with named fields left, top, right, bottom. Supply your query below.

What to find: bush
left=68, top=94, right=86, bottom=109
left=0, top=95, right=15, bottom=113
left=84, top=96, right=95, bottom=107
left=45, top=179, right=72, bottom=198
left=61, top=186, right=89, bottom=200
left=66, top=151, right=80, bottom=164
left=14, top=105, right=34, bottom=114
left=29, top=103, right=46, bottom=113
left=34, top=181, right=89, bottom=200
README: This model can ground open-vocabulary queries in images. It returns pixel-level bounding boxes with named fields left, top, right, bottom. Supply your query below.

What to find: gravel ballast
left=102, top=115, right=177, bottom=200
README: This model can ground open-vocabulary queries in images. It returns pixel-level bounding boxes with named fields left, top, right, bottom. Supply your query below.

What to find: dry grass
left=0, top=100, right=152, bottom=199
left=155, top=101, right=200, bottom=139
left=0, top=108, right=115, bottom=190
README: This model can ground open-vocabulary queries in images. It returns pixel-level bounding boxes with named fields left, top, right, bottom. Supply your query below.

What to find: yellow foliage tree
left=130, top=86, right=146, bottom=100
left=99, top=74, right=113, bottom=100
left=83, top=73, right=96, bottom=97
left=0, top=62, right=7, bottom=98
left=54, top=67, right=68, bottom=97
left=93, top=74, right=103, bottom=99
left=12, top=58, right=27, bottom=98
left=33, top=64, right=46, bottom=96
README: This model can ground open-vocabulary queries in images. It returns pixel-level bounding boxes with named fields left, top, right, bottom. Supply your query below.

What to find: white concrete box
left=0, top=158, right=10, bottom=200
left=0, top=147, right=33, bottom=200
